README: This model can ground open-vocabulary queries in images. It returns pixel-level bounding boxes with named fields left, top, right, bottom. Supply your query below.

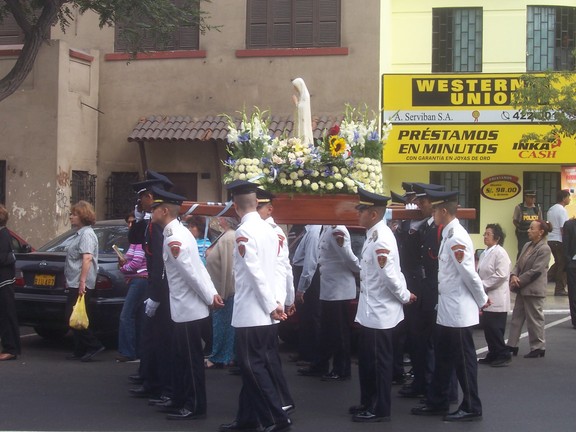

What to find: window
left=71, top=171, right=96, bottom=206
left=0, top=13, right=25, bottom=45
left=430, top=171, right=481, bottom=233
left=0, top=160, right=5, bottom=204
left=432, top=8, right=483, bottom=72
left=106, top=172, right=139, bottom=219
left=114, top=0, right=200, bottom=52
left=527, top=6, right=576, bottom=71
left=246, top=0, right=341, bottom=49
left=523, top=171, right=561, bottom=217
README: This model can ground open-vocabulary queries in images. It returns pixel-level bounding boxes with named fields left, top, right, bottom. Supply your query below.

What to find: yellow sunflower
left=329, top=136, right=346, bottom=157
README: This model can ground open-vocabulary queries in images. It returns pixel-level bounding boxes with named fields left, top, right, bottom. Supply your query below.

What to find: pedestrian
left=411, top=190, right=489, bottom=422
left=477, top=223, right=512, bottom=367
left=0, top=204, right=20, bottom=361
left=349, top=188, right=416, bottom=423
left=219, top=180, right=291, bottom=432
left=256, top=188, right=296, bottom=412
left=562, top=217, right=576, bottom=328
left=547, top=189, right=570, bottom=296
left=64, top=200, right=105, bottom=362
left=127, top=171, right=174, bottom=404
left=150, top=187, right=224, bottom=420
left=508, top=220, right=552, bottom=358
left=116, top=212, right=148, bottom=362
left=513, top=190, right=542, bottom=259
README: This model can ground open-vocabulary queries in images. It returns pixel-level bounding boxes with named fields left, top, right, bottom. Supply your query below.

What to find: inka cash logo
left=512, top=135, right=561, bottom=159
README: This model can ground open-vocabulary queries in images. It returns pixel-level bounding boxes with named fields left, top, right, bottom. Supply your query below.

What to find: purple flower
left=239, top=133, right=250, bottom=142
left=368, top=131, right=379, bottom=141
left=353, top=131, right=360, bottom=142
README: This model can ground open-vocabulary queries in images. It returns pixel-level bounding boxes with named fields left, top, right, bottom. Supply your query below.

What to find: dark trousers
left=270, top=324, right=294, bottom=408
left=0, top=284, right=21, bottom=355
left=480, top=311, right=509, bottom=361
left=172, top=319, right=207, bottom=414
left=139, top=301, right=174, bottom=396
left=235, top=326, right=288, bottom=428
left=549, top=241, right=567, bottom=293
left=357, top=326, right=394, bottom=417
left=200, top=313, right=213, bottom=355
left=427, top=325, right=482, bottom=414
left=297, top=269, right=321, bottom=362
left=567, top=262, right=576, bottom=327
left=314, top=299, right=351, bottom=376
left=66, top=289, right=103, bottom=356
left=516, top=231, right=529, bottom=259
left=391, top=319, right=407, bottom=380
left=407, top=309, right=436, bottom=393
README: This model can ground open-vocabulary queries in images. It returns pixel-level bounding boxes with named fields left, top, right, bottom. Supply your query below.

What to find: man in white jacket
left=150, top=187, right=224, bottom=420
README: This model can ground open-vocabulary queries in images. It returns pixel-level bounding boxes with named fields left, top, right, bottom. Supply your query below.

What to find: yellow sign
left=383, top=124, right=574, bottom=164
left=480, top=175, right=521, bottom=201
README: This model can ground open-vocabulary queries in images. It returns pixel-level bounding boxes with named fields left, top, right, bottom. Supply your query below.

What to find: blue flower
left=368, top=131, right=379, bottom=141
left=353, top=131, right=360, bottom=142
left=239, top=133, right=250, bottom=142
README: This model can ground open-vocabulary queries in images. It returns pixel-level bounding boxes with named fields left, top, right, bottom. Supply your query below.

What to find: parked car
left=14, top=220, right=130, bottom=343
left=8, top=229, right=34, bottom=253
left=278, top=226, right=365, bottom=345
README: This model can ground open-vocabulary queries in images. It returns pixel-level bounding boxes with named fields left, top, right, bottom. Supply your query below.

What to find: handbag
left=69, top=294, right=90, bottom=330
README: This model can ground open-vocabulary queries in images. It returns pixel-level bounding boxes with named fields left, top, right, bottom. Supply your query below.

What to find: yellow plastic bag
left=69, top=294, right=89, bottom=330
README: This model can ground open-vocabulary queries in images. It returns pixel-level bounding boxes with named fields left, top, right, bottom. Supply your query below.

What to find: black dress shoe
left=506, top=345, right=519, bottom=356
left=348, top=404, right=367, bottom=415
left=297, top=367, right=324, bottom=377
left=148, top=395, right=171, bottom=406
left=166, top=408, right=206, bottom=420
left=443, top=409, right=482, bottom=422
left=411, top=405, right=449, bottom=416
left=352, top=411, right=391, bottom=422
left=129, top=386, right=153, bottom=398
left=524, top=349, right=545, bottom=358
left=398, top=387, right=425, bottom=398
left=490, top=357, right=512, bottom=367
left=80, top=346, right=105, bottom=362
left=262, top=419, right=292, bottom=432
left=128, top=374, right=143, bottom=384
left=477, top=356, right=493, bottom=365
left=218, top=420, right=260, bottom=432
left=282, top=404, right=295, bottom=414
left=321, top=372, right=349, bottom=381
left=554, top=290, right=568, bottom=296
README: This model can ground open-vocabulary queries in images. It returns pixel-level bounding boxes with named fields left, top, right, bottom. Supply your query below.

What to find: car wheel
left=33, top=326, right=69, bottom=340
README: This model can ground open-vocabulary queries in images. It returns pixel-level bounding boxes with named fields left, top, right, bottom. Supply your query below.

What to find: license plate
left=34, top=274, right=56, bottom=287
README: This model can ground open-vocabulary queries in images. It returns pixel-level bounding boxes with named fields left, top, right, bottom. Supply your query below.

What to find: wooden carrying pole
left=180, top=194, right=476, bottom=226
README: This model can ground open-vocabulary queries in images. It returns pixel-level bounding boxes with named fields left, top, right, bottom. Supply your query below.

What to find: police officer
left=219, top=180, right=291, bottom=432
left=128, top=171, right=174, bottom=403
left=411, top=190, right=489, bottom=422
left=256, top=188, right=296, bottom=413
left=298, top=223, right=360, bottom=381
left=512, top=190, right=542, bottom=258
left=350, top=188, right=415, bottom=422
left=149, top=187, right=224, bottom=420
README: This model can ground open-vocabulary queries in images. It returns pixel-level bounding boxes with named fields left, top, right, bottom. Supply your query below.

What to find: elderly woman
left=477, top=224, right=512, bottom=367
left=507, top=220, right=552, bottom=359
left=0, top=204, right=20, bottom=361
left=205, top=217, right=238, bottom=368
left=65, top=201, right=105, bottom=362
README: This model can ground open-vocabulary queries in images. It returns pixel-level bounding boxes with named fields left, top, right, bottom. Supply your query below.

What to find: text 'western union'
left=412, top=77, right=522, bottom=107
left=398, top=129, right=498, bottom=155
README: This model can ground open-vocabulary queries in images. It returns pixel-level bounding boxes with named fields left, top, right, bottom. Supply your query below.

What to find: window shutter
left=178, top=24, right=199, bottom=49
left=272, top=0, right=293, bottom=48
left=294, top=0, right=313, bottom=47
left=247, top=0, right=269, bottom=48
left=0, top=13, right=25, bottom=45
left=316, top=0, right=340, bottom=47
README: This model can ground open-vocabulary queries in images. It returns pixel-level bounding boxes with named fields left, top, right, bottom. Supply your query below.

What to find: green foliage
left=514, top=68, right=576, bottom=141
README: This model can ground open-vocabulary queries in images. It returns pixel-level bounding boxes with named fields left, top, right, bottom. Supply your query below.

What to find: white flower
left=341, top=168, right=349, bottom=175
left=319, top=181, right=326, bottom=188
left=333, top=166, right=339, bottom=173
left=290, top=172, right=298, bottom=181
left=227, top=128, right=239, bottom=144
left=335, top=181, right=344, bottom=189
left=263, top=168, right=270, bottom=175
left=280, top=178, right=287, bottom=185
left=295, top=180, right=303, bottom=188
left=311, top=183, right=319, bottom=191
left=303, top=179, right=311, bottom=186
left=239, top=173, right=247, bottom=180
left=297, top=169, right=305, bottom=177
left=326, top=183, right=334, bottom=190
left=237, top=164, right=245, bottom=173
left=334, top=173, right=342, bottom=180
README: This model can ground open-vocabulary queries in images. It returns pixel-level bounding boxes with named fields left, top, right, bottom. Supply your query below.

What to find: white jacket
left=437, top=218, right=488, bottom=327
left=355, top=221, right=411, bottom=329
left=162, top=219, right=217, bottom=323
left=477, top=244, right=511, bottom=312
left=266, top=216, right=295, bottom=306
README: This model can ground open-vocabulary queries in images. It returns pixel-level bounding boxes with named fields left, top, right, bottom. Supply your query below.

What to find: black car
left=14, top=220, right=130, bottom=343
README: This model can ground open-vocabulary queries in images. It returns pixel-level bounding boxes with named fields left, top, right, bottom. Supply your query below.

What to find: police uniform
left=353, top=189, right=412, bottom=421
left=225, top=181, right=290, bottom=431
left=257, top=189, right=295, bottom=412
left=128, top=171, right=174, bottom=399
left=513, top=190, right=542, bottom=257
left=153, top=188, right=218, bottom=418
left=413, top=190, right=488, bottom=421
left=313, top=225, right=360, bottom=379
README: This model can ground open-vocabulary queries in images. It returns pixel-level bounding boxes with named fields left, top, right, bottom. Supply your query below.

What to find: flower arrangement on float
left=223, top=105, right=392, bottom=194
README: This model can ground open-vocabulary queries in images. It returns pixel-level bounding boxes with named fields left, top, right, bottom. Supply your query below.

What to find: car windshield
left=38, top=224, right=130, bottom=255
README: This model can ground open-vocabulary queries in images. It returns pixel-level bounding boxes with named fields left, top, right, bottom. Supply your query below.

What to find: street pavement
left=1, top=285, right=575, bottom=432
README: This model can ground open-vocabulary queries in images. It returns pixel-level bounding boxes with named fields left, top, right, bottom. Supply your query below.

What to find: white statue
left=292, top=78, right=314, bottom=145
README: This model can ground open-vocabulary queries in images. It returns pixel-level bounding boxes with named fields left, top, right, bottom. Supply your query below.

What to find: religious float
left=180, top=78, right=475, bottom=225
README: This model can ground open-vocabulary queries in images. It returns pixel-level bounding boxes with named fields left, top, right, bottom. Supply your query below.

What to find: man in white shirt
left=547, top=190, right=571, bottom=296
